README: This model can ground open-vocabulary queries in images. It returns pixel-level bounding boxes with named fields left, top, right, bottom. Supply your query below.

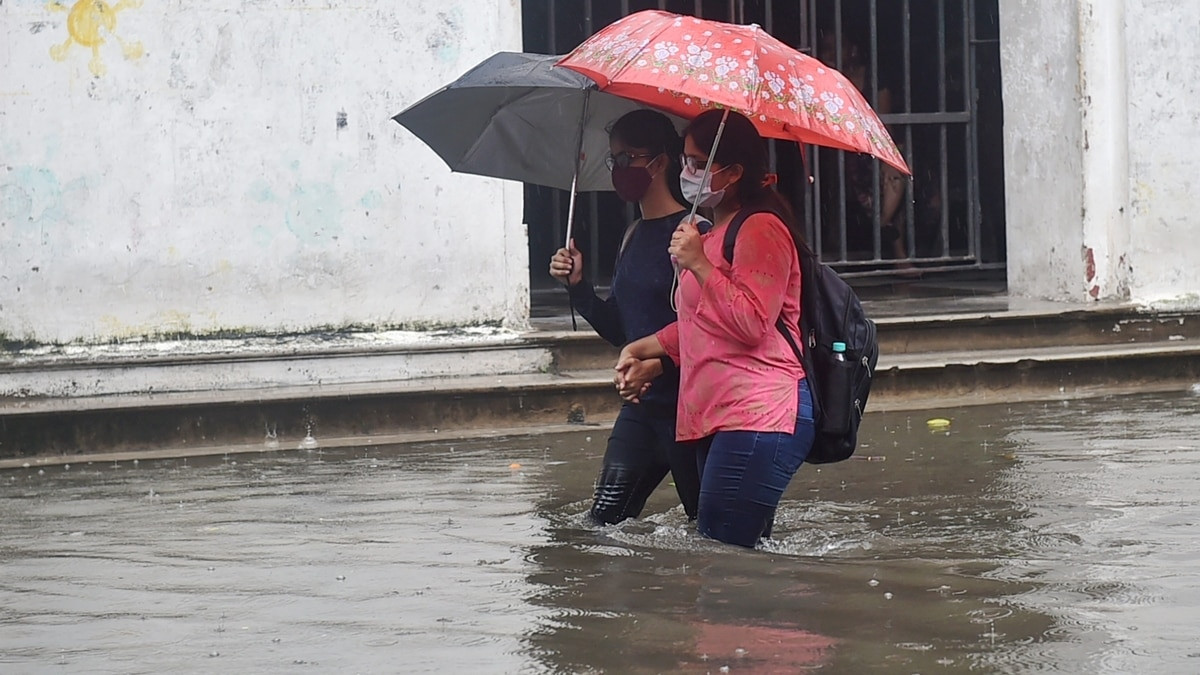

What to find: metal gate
left=523, top=0, right=1005, bottom=292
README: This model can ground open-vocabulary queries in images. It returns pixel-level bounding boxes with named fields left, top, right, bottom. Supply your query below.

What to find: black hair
left=684, top=109, right=800, bottom=239
left=608, top=109, right=687, bottom=207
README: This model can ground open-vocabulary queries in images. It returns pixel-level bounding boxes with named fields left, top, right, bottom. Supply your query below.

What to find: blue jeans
left=694, top=379, right=815, bottom=547
left=590, top=403, right=701, bottom=524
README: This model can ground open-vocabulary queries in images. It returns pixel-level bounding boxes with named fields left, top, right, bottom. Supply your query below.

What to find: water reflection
left=1, top=391, right=1198, bottom=672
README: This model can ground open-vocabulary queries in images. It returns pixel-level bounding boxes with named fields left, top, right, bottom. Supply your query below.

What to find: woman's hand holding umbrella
left=548, top=239, right=584, bottom=287
left=669, top=218, right=713, bottom=282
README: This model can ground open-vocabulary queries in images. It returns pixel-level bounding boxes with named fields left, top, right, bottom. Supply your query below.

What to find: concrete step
left=2, top=338, right=1197, bottom=463
left=544, top=304, right=1200, bottom=371
left=0, top=328, right=554, bottom=400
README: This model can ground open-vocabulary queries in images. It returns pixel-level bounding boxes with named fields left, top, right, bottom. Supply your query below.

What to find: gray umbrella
left=393, top=52, right=682, bottom=243
left=394, top=51, right=675, bottom=192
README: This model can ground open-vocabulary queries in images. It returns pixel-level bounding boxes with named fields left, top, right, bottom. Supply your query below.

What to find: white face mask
left=679, top=164, right=728, bottom=208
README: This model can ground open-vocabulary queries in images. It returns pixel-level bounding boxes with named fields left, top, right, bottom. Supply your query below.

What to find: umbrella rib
left=746, top=23, right=765, bottom=116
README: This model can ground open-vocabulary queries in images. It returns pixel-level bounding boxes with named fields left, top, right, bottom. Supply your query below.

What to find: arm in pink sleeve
left=655, top=321, right=681, bottom=364
left=697, top=214, right=796, bottom=347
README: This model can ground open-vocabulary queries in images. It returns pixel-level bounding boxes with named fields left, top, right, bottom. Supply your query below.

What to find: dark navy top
left=568, top=210, right=709, bottom=416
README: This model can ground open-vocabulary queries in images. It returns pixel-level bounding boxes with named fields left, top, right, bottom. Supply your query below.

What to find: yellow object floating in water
left=926, top=418, right=952, bottom=430
left=509, top=463, right=522, bottom=470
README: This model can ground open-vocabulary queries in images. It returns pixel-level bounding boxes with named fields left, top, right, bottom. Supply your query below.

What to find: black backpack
left=722, top=208, right=879, bottom=463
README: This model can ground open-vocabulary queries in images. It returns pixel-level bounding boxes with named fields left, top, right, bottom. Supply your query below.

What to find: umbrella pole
left=562, top=95, right=592, bottom=332
left=673, top=108, right=732, bottom=313
left=564, top=171, right=579, bottom=247
left=687, top=108, right=732, bottom=221
left=564, top=91, right=591, bottom=249
left=564, top=171, right=579, bottom=331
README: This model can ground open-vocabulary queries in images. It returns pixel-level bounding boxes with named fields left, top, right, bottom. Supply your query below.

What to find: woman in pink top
left=616, top=109, right=815, bottom=548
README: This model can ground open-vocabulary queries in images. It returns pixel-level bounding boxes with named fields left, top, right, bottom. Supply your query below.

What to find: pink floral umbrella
left=557, top=9, right=909, bottom=175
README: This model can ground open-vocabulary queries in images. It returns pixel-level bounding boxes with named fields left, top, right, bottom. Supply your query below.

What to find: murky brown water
left=3, top=391, right=1200, bottom=673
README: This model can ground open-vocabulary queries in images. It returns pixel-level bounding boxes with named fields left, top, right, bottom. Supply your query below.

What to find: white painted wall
left=998, top=0, right=1088, bottom=301
left=0, top=0, right=527, bottom=345
left=1000, top=0, right=1200, bottom=307
left=1124, top=0, right=1200, bottom=307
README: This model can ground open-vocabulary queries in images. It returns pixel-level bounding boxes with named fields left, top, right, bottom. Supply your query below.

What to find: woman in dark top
left=548, top=109, right=702, bottom=524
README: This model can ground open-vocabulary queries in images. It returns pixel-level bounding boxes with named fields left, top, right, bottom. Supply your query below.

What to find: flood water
left=3, top=391, right=1200, bottom=674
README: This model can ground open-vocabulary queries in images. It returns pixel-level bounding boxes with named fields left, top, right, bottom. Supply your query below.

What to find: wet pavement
left=3, top=390, right=1200, bottom=673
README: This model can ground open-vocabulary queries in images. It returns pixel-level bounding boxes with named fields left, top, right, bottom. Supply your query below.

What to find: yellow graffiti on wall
left=48, top=0, right=145, bottom=77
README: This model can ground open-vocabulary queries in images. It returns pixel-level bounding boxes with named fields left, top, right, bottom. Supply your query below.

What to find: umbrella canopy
left=557, top=10, right=909, bottom=175
left=393, top=51, right=683, bottom=192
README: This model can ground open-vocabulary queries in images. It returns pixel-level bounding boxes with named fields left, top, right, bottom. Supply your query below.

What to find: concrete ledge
left=2, top=341, right=1197, bottom=463
left=542, top=304, right=1200, bottom=369
left=0, top=329, right=554, bottom=400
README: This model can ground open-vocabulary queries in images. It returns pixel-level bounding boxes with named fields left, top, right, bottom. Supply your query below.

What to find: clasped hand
left=613, top=347, right=662, bottom=403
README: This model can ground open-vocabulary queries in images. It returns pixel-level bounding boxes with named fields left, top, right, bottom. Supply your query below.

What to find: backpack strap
left=721, top=208, right=803, bottom=364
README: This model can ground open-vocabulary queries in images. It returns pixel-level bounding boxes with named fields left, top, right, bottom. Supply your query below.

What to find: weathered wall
left=1124, top=0, right=1200, bottom=307
left=0, top=0, right=526, bottom=345
left=998, top=0, right=1087, bottom=301
left=1000, top=0, right=1200, bottom=307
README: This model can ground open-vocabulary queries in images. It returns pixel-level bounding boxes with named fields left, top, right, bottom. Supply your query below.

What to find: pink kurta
left=656, top=212, right=805, bottom=441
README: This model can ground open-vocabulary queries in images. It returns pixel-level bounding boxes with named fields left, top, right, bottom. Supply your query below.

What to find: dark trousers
left=590, top=403, right=701, bottom=525
left=693, top=379, right=815, bottom=547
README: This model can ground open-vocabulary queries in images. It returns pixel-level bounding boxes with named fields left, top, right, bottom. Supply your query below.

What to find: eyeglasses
left=680, top=154, right=723, bottom=174
left=605, top=152, right=657, bottom=171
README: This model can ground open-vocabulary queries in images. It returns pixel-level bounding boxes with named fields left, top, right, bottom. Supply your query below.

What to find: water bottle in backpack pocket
left=817, top=341, right=856, bottom=436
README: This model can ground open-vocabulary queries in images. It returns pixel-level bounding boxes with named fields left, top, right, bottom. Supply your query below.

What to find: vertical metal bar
left=938, top=0, right=950, bottom=257
left=694, top=0, right=703, bottom=18
left=834, top=0, right=844, bottom=71
left=835, top=0, right=847, bottom=260
left=869, top=0, right=881, bottom=260
left=937, top=2, right=947, bottom=114
left=728, top=0, right=736, bottom=23
left=619, top=0, right=636, bottom=229
left=905, top=126, right=915, bottom=260
left=806, top=0, right=820, bottom=256
left=588, top=194, right=601, bottom=286
left=798, top=0, right=810, bottom=52
left=545, top=4, right=561, bottom=243
left=962, top=0, right=971, bottom=112
left=809, top=147, right=821, bottom=256
left=658, top=0, right=667, bottom=10
left=903, top=0, right=915, bottom=258
left=547, top=3, right=561, bottom=247
left=903, top=0, right=912, bottom=113
left=582, top=0, right=597, bottom=285
left=966, top=0, right=980, bottom=263
left=869, top=0, right=879, bottom=106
